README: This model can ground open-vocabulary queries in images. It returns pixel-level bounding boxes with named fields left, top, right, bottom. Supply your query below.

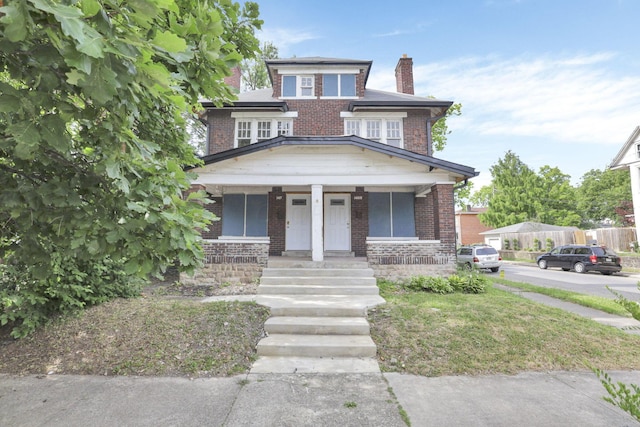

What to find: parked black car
left=536, top=245, right=622, bottom=275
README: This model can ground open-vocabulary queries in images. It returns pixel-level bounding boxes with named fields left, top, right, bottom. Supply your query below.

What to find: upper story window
left=344, top=118, right=403, bottom=147
left=636, top=143, right=640, bottom=159
left=282, top=75, right=314, bottom=98
left=322, top=74, right=356, bottom=97
left=235, top=118, right=293, bottom=147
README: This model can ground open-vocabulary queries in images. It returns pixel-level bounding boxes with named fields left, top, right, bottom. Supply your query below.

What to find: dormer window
left=322, top=74, right=356, bottom=97
left=282, top=75, right=314, bottom=98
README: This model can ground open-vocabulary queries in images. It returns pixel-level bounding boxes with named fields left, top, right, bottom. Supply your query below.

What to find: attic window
left=282, top=75, right=314, bottom=98
left=322, top=74, right=356, bottom=97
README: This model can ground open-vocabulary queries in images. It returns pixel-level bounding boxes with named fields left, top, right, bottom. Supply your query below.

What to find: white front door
left=324, top=194, right=351, bottom=251
left=285, top=194, right=311, bottom=250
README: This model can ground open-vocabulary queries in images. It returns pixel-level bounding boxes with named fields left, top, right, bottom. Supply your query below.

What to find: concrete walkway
left=2, top=370, right=639, bottom=426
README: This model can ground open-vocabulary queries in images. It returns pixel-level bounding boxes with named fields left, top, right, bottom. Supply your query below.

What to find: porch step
left=267, top=258, right=369, bottom=269
left=260, top=276, right=377, bottom=286
left=258, top=284, right=379, bottom=296
left=262, top=268, right=374, bottom=277
left=255, top=294, right=384, bottom=317
left=264, top=316, right=370, bottom=335
left=250, top=356, right=380, bottom=374
left=257, top=334, right=377, bottom=358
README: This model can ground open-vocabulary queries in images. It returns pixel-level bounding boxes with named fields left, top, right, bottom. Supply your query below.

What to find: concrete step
left=267, top=258, right=369, bottom=269
left=261, top=268, right=374, bottom=277
left=255, top=294, right=385, bottom=316
left=257, top=334, right=377, bottom=357
left=264, top=316, right=370, bottom=335
left=250, top=356, right=380, bottom=374
left=260, top=276, right=376, bottom=286
left=257, top=284, right=379, bottom=296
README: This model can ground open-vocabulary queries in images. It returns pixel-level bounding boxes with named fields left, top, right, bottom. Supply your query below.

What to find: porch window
left=222, top=194, right=268, bottom=237
left=368, top=192, right=416, bottom=237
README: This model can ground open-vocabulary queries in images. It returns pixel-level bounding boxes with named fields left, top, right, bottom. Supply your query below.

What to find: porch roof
left=192, top=135, right=478, bottom=179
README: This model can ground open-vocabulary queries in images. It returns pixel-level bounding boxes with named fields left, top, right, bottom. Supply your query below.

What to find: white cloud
left=369, top=52, right=640, bottom=146
left=258, top=27, right=320, bottom=57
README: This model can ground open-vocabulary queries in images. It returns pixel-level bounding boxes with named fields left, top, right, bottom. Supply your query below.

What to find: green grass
left=369, top=281, right=640, bottom=377
left=492, top=277, right=631, bottom=317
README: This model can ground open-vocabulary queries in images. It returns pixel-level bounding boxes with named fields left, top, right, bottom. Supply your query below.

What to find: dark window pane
left=323, top=74, right=338, bottom=96
left=368, top=193, right=391, bottom=237
left=283, top=76, right=296, bottom=96
left=222, top=194, right=245, bottom=236
left=340, top=74, right=356, bottom=96
left=246, top=195, right=268, bottom=236
left=391, top=192, right=416, bottom=237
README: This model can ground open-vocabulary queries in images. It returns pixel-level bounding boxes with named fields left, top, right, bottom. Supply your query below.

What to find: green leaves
left=153, top=31, right=188, bottom=53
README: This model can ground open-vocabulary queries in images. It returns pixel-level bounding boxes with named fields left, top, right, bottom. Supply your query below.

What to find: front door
left=285, top=194, right=311, bottom=250
left=324, top=194, right=351, bottom=251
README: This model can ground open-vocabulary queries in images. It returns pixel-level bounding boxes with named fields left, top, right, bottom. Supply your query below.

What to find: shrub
left=533, top=238, right=541, bottom=251
left=0, top=255, right=142, bottom=338
left=453, top=271, right=489, bottom=294
left=546, top=238, right=554, bottom=252
left=406, top=276, right=453, bottom=294
left=512, top=239, right=520, bottom=251
left=503, top=240, right=511, bottom=250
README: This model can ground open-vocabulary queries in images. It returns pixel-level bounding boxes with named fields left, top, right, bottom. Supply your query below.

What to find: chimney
left=395, top=54, right=414, bottom=95
left=224, top=66, right=241, bottom=93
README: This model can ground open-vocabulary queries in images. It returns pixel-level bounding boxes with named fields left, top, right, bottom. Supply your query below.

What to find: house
left=455, top=207, right=491, bottom=246
left=185, top=55, right=477, bottom=284
left=609, top=126, right=640, bottom=240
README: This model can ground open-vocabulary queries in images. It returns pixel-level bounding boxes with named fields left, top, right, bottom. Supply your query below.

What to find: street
left=499, top=262, right=640, bottom=302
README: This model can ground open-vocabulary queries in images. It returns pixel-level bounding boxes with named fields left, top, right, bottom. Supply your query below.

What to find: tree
left=241, top=41, right=279, bottom=91
left=454, top=181, right=474, bottom=210
left=576, top=168, right=632, bottom=227
left=0, top=0, right=262, bottom=336
left=432, top=102, right=461, bottom=152
left=478, top=151, right=581, bottom=228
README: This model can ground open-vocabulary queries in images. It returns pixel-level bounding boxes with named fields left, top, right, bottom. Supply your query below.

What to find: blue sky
left=251, top=0, right=640, bottom=191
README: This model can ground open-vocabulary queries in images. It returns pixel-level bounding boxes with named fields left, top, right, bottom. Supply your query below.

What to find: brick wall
left=351, top=187, right=368, bottom=257
left=432, top=184, right=456, bottom=246
left=415, top=196, right=435, bottom=240
left=458, top=213, right=491, bottom=245
left=395, top=56, right=414, bottom=95
left=268, top=187, right=286, bottom=255
left=202, top=196, right=222, bottom=239
left=206, top=110, right=235, bottom=154
left=403, top=111, right=429, bottom=155
left=366, top=240, right=456, bottom=279
left=180, top=239, right=269, bottom=285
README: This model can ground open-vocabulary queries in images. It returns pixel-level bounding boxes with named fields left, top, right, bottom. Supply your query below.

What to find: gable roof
left=610, top=126, right=640, bottom=170
left=191, top=135, right=478, bottom=179
left=480, top=222, right=579, bottom=235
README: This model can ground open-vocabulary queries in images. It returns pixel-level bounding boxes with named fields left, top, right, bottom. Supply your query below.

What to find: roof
left=609, top=126, right=640, bottom=170
left=480, top=222, right=579, bottom=235
left=455, top=207, right=488, bottom=215
left=265, top=57, right=373, bottom=86
left=191, top=135, right=478, bottom=179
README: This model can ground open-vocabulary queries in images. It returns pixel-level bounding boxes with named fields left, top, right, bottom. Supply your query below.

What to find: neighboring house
left=186, top=55, right=477, bottom=283
left=609, top=126, right=640, bottom=241
left=454, top=207, right=490, bottom=246
left=480, top=222, right=579, bottom=250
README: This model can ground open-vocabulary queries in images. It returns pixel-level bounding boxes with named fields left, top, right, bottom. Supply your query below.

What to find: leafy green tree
left=432, top=102, right=461, bottom=152
left=479, top=152, right=581, bottom=228
left=577, top=168, right=632, bottom=227
left=241, top=40, right=279, bottom=90
left=454, top=180, right=474, bottom=210
left=469, top=185, right=493, bottom=208
left=0, top=0, right=262, bottom=336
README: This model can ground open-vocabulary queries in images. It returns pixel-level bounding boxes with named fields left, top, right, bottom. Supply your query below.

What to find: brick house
left=185, top=55, right=477, bottom=283
left=455, top=207, right=491, bottom=246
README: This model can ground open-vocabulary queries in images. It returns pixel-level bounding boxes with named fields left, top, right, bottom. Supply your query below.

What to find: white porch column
left=311, top=184, right=324, bottom=261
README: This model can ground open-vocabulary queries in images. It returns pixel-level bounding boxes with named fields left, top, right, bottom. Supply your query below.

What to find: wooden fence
left=501, top=227, right=638, bottom=253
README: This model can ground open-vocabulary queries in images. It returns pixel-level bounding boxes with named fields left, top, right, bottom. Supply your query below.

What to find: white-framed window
left=343, top=117, right=404, bottom=147
left=234, top=118, right=293, bottom=147
left=322, top=74, right=356, bottom=97
left=282, top=75, right=315, bottom=98
left=636, top=143, right=640, bottom=159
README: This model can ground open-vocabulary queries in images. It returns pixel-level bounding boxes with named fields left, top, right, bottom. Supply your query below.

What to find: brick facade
left=366, top=240, right=456, bottom=279
left=268, top=187, right=286, bottom=255
left=351, top=187, right=368, bottom=257
left=395, top=55, right=414, bottom=95
left=202, top=196, right=222, bottom=239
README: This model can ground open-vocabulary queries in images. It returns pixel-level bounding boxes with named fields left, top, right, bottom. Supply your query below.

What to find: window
left=234, top=119, right=293, bottom=147
left=322, top=74, right=356, bottom=97
left=636, top=143, right=640, bottom=159
left=282, top=75, right=314, bottom=98
left=222, top=194, right=268, bottom=237
left=343, top=118, right=404, bottom=147
left=368, top=192, right=416, bottom=237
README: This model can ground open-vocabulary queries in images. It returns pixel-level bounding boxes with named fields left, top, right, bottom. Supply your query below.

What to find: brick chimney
left=395, top=54, right=414, bottom=95
left=224, top=66, right=241, bottom=93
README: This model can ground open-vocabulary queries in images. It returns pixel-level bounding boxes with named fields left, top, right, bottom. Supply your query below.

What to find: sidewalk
left=1, top=370, right=639, bottom=426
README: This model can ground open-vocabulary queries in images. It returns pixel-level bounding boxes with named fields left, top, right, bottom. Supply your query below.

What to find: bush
left=546, top=238, right=554, bottom=252
left=405, top=272, right=488, bottom=295
left=0, top=255, right=142, bottom=338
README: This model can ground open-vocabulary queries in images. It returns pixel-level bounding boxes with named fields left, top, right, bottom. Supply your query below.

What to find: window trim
left=233, top=118, right=294, bottom=147
left=321, top=73, right=357, bottom=98
left=343, top=117, right=404, bottom=147
left=221, top=193, right=268, bottom=237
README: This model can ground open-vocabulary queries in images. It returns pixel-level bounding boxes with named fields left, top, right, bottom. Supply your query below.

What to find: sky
left=250, top=0, right=640, bottom=191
